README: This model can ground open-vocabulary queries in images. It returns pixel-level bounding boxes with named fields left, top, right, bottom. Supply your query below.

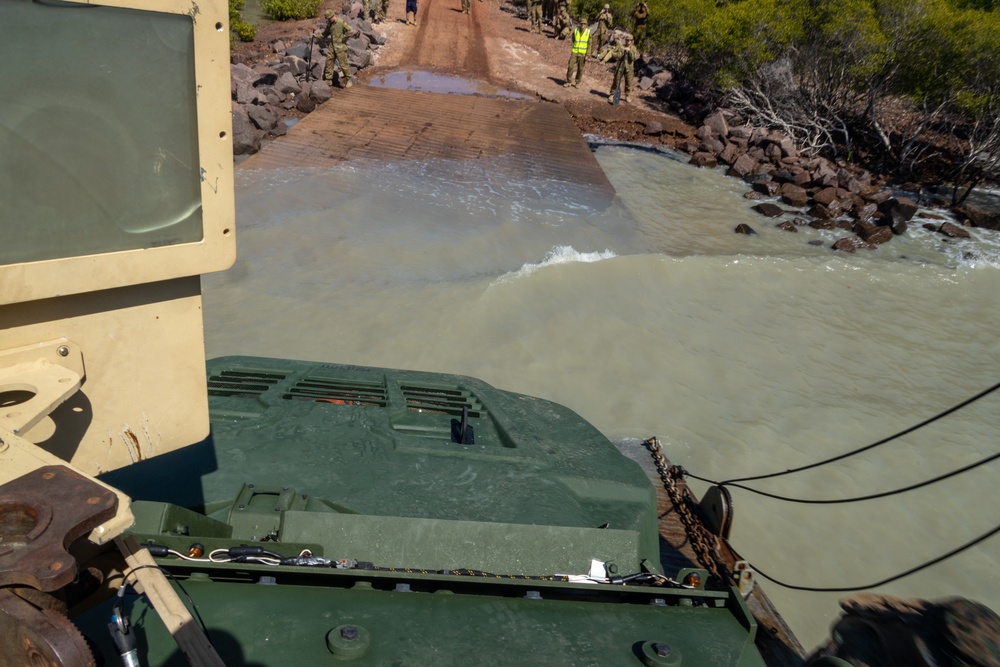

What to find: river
left=203, top=142, right=1000, bottom=651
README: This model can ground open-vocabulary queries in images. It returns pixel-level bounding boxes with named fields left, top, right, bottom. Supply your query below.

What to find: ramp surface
left=239, top=86, right=615, bottom=195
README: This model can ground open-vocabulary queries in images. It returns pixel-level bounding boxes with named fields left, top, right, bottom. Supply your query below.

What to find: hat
left=324, top=9, right=335, bottom=18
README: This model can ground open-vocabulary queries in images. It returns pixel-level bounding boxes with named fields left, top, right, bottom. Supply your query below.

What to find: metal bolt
left=57, top=346, right=69, bottom=357
left=652, top=643, right=671, bottom=658
left=341, top=626, right=358, bottom=641
left=238, top=504, right=245, bottom=510
left=274, top=507, right=281, bottom=512
left=248, top=483, right=254, bottom=488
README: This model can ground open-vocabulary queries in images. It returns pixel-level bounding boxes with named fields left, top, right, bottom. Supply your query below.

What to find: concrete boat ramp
left=238, top=85, right=616, bottom=198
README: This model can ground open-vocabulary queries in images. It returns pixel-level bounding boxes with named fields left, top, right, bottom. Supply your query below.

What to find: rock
left=348, top=48, right=371, bottom=69
left=735, top=223, right=757, bottom=235
left=939, top=222, right=971, bottom=238
left=807, top=239, right=824, bottom=246
left=727, top=154, right=758, bottom=178
left=296, top=95, right=317, bottom=113
left=792, top=217, right=809, bottom=226
left=643, top=121, right=663, bottom=135
left=310, top=80, right=334, bottom=103
left=776, top=221, right=797, bottom=232
left=809, top=219, right=837, bottom=230
left=833, top=236, right=875, bottom=253
left=274, top=71, right=302, bottom=95
left=779, top=183, right=809, bottom=207
left=234, top=79, right=256, bottom=104
left=853, top=202, right=878, bottom=222
left=231, top=102, right=262, bottom=155
left=252, top=65, right=279, bottom=87
left=690, top=152, right=718, bottom=168
left=855, top=220, right=894, bottom=244
left=729, top=126, right=752, bottom=140
left=752, top=181, right=780, bottom=196
left=744, top=191, right=764, bottom=200
left=700, top=137, right=725, bottom=154
left=703, top=110, right=729, bottom=138
left=286, top=43, right=310, bottom=59
left=246, top=104, right=279, bottom=132
left=282, top=54, right=309, bottom=76
left=813, top=187, right=840, bottom=207
left=637, top=76, right=654, bottom=91
left=272, top=40, right=287, bottom=55
left=230, top=63, right=257, bottom=83
left=957, top=204, right=1000, bottom=230
left=717, top=142, right=740, bottom=165
left=651, top=70, right=672, bottom=87
left=696, top=125, right=716, bottom=141
left=809, top=203, right=839, bottom=219
left=752, top=203, right=784, bottom=218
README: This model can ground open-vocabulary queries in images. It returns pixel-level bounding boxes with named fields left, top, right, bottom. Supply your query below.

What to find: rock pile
left=676, top=109, right=962, bottom=252
left=230, top=16, right=385, bottom=155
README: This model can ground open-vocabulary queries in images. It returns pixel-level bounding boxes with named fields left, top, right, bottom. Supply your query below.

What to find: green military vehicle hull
left=79, top=356, right=766, bottom=666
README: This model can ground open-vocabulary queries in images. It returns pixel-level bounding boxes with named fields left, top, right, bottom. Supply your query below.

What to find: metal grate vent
left=401, top=384, right=484, bottom=418
left=283, top=377, right=388, bottom=407
left=208, top=370, right=286, bottom=398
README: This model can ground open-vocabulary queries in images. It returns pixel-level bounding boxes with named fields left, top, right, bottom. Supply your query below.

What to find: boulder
left=703, top=110, right=729, bottom=138
left=809, top=219, right=837, bottom=230
left=718, top=142, right=740, bottom=165
left=776, top=221, right=798, bottom=232
left=651, top=70, right=672, bottom=87
left=752, top=181, right=780, bottom=196
left=690, top=152, right=718, bottom=168
left=832, top=236, right=875, bottom=253
left=282, top=54, right=309, bottom=76
left=231, top=102, right=262, bottom=155
left=779, top=183, right=809, bottom=207
left=752, top=203, right=784, bottom=218
left=234, top=78, right=256, bottom=104
left=286, top=43, right=310, bottom=59
left=637, top=76, right=655, bottom=91
left=734, top=223, right=757, bottom=235
left=643, top=121, right=663, bottom=135
left=727, top=154, right=758, bottom=178
left=854, top=220, right=893, bottom=244
left=274, top=71, right=302, bottom=95
left=957, top=204, right=1000, bottom=230
left=310, top=80, right=334, bottom=103
left=938, top=222, right=971, bottom=238
left=230, top=63, right=257, bottom=83
left=744, top=191, right=764, bottom=201
left=246, top=104, right=279, bottom=132
left=252, top=65, right=280, bottom=87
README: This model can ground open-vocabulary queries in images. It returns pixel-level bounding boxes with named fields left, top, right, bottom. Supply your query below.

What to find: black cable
left=719, top=379, right=1000, bottom=486
left=121, top=564, right=214, bottom=642
left=735, top=519, right=1000, bottom=593
left=685, top=449, right=1000, bottom=504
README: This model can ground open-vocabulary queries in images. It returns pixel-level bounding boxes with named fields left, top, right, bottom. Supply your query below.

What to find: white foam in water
left=492, top=245, right=617, bottom=285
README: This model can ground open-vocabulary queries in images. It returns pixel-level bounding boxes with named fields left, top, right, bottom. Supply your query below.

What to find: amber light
left=682, top=572, right=702, bottom=588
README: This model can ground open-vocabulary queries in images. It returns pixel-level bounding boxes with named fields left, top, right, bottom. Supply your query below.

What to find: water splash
left=491, top=245, right=617, bottom=285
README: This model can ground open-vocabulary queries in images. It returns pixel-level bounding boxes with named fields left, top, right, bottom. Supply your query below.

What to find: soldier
left=378, top=0, right=389, bottom=22
left=553, top=5, right=571, bottom=40
left=591, top=4, right=613, bottom=56
left=527, top=0, right=543, bottom=33
left=600, top=33, right=637, bottom=103
left=406, top=0, right=418, bottom=24
left=563, top=14, right=590, bottom=88
left=630, top=1, right=648, bottom=50
left=321, top=11, right=353, bottom=88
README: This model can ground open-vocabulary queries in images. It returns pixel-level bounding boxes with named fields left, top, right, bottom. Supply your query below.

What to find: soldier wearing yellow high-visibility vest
left=563, top=15, right=590, bottom=88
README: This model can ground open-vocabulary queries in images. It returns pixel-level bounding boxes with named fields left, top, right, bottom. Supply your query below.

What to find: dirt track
left=241, top=0, right=696, bottom=147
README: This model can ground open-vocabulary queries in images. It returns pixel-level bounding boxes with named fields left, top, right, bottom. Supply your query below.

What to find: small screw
left=341, top=626, right=358, bottom=641
left=248, top=483, right=254, bottom=488
left=652, top=643, right=671, bottom=658
left=57, top=346, right=69, bottom=357
left=238, top=504, right=245, bottom=510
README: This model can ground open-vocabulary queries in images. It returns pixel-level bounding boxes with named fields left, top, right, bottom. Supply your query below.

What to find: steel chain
left=647, top=437, right=732, bottom=587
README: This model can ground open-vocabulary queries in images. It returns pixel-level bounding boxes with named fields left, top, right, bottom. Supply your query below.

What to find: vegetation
left=259, top=0, right=322, bottom=21
left=624, top=0, right=1000, bottom=203
left=229, top=0, right=257, bottom=42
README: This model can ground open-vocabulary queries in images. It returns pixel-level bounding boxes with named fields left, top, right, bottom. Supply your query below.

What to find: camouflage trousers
left=566, top=51, right=586, bottom=84
left=324, top=45, right=350, bottom=82
left=528, top=3, right=542, bottom=32
left=462, top=0, right=470, bottom=12
left=611, top=62, right=633, bottom=97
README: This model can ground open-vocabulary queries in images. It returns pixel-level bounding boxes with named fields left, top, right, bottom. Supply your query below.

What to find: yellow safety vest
left=572, top=28, right=590, bottom=54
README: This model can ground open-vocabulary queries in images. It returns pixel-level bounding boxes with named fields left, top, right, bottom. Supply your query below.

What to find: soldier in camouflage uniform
left=552, top=6, right=571, bottom=39
left=527, top=0, right=543, bottom=33
left=377, top=0, right=389, bottom=22
left=322, top=11, right=353, bottom=88
left=591, top=4, right=612, bottom=56
left=630, top=1, right=648, bottom=50
left=600, top=33, right=637, bottom=103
